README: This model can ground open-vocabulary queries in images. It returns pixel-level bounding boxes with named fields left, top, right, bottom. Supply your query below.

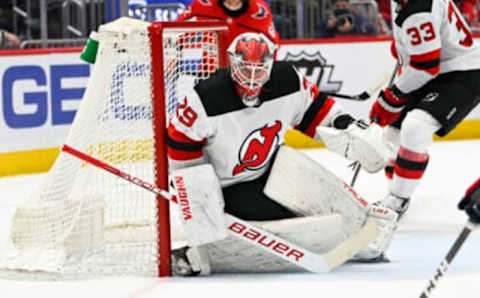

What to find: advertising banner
left=0, top=37, right=478, bottom=175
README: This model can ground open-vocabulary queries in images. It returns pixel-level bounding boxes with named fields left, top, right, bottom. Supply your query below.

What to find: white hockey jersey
left=167, top=62, right=341, bottom=187
left=392, top=0, right=480, bottom=94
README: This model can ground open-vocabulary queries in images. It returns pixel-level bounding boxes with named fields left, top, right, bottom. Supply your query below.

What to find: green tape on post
left=80, top=31, right=99, bottom=64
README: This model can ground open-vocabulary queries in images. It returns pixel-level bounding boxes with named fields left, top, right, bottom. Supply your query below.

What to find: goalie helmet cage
left=0, top=18, right=228, bottom=279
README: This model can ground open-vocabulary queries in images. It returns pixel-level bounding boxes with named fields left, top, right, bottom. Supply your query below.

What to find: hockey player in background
left=167, top=32, right=398, bottom=275
left=177, top=0, right=279, bottom=46
left=459, top=178, right=480, bottom=224
left=370, top=0, right=480, bottom=219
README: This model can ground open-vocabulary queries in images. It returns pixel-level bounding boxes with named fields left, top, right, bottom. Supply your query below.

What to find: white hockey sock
left=390, top=110, right=440, bottom=198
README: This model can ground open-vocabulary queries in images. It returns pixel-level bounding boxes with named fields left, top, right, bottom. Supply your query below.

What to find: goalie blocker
left=170, top=146, right=397, bottom=275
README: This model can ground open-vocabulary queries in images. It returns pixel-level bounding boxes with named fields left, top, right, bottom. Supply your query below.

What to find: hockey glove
left=458, top=178, right=480, bottom=224
left=369, top=87, right=407, bottom=127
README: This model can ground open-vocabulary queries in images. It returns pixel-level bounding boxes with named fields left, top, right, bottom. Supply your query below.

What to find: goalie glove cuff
left=332, top=114, right=356, bottom=130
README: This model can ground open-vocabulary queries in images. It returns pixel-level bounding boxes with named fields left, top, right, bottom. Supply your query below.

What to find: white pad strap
left=354, top=205, right=398, bottom=260
left=316, top=122, right=393, bottom=173
left=171, top=164, right=228, bottom=246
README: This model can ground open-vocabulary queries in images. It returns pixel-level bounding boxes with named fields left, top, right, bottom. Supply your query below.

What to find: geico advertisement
left=0, top=52, right=90, bottom=152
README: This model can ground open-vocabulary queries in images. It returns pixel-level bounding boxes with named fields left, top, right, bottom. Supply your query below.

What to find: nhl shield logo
left=284, top=51, right=342, bottom=93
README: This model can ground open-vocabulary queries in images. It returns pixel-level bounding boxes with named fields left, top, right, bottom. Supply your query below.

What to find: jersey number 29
left=176, top=97, right=198, bottom=127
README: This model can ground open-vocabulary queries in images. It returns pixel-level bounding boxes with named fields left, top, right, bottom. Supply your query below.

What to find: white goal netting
left=0, top=18, right=227, bottom=279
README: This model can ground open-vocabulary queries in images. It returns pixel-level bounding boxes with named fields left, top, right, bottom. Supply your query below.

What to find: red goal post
left=0, top=19, right=228, bottom=279
left=149, top=21, right=229, bottom=276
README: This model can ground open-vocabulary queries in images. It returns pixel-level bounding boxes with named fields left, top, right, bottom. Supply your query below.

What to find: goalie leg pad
left=204, top=214, right=346, bottom=273
left=316, top=122, right=394, bottom=173
left=171, top=164, right=228, bottom=246
left=264, top=145, right=369, bottom=236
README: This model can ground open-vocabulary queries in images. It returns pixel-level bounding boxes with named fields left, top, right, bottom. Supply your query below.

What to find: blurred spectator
left=178, top=0, right=279, bottom=46
left=0, top=0, right=20, bottom=48
left=376, top=0, right=391, bottom=28
left=316, top=0, right=375, bottom=38
left=0, top=29, right=21, bottom=49
left=0, top=4, right=13, bottom=32
left=273, top=14, right=294, bottom=39
left=454, top=0, right=478, bottom=26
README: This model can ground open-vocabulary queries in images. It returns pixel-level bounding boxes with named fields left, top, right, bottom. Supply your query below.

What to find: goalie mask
left=227, top=33, right=275, bottom=107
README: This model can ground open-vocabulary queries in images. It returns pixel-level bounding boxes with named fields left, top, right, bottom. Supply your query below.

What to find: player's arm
left=177, top=0, right=199, bottom=21
left=394, top=13, right=442, bottom=94
left=167, top=88, right=213, bottom=170
left=262, top=8, right=280, bottom=45
left=370, top=13, right=441, bottom=127
left=292, top=72, right=347, bottom=138
left=293, top=71, right=392, bottom=173
left=241, top=0, right=279, bottom=45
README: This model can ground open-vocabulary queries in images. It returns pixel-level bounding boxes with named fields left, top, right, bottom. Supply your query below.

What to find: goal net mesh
left=0, top=18, right=227, bottom=279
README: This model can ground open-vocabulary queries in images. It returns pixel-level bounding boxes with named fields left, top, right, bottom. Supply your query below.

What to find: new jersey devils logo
left=233, top=121, right=282, bottom=175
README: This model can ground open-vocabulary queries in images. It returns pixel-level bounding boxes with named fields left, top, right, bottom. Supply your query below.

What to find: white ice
left=0, top=140, right=478, bottom=298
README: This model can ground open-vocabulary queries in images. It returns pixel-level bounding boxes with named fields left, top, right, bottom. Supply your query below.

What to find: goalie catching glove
left=316, top=114, right=394, bottom=173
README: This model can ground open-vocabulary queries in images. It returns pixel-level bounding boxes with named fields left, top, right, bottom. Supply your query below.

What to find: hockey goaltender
left=167, top=32, right=398, bottom=275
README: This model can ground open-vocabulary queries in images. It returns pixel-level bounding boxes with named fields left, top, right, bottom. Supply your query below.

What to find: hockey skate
left=376, top=193, right=410, bottom=220
left=171, top=246, right=211, bottom=276
left=171, top=246, right=200, bottom=276
left=349, top=204, right=398, bottom=264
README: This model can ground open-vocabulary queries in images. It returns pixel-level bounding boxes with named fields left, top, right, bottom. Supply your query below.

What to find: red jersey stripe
left=303, top=97, right=335, bottom=138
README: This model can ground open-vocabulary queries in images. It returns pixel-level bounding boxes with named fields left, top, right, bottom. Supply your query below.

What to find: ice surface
left=0, top=140, right=478, bottom=298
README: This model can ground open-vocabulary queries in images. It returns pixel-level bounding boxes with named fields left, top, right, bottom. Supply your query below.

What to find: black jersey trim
left=194, top=69, right=245, bottom=116
left=296, top=93, right=328, bottom=133
left=260, top=61, right=300, bottom=102
left=395, top=0, right=433, bottom=27
left=167, top=135, right=204, bottom=152
left=195, top=61, right=300, bottom=116
left=410, top=58, right=440, bottom=70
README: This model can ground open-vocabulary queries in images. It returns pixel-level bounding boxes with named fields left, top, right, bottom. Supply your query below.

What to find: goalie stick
left=62, top=144, right=379, bottom=274
left=348, top=62, right=400, bottom=187
left=419, top=220, right=477, bottom=298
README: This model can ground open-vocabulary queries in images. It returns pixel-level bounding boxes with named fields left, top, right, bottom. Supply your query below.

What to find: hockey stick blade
left=62, top=144, right=379, bottom=273
left=419, top=220, right=476, bottom=298
left=324, top=217, right=379, bottom=269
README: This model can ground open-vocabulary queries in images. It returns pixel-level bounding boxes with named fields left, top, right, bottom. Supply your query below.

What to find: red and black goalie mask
left=227, top=33, right=275, bottom=106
